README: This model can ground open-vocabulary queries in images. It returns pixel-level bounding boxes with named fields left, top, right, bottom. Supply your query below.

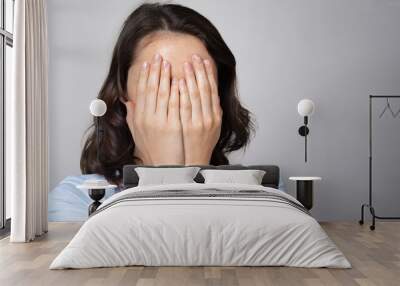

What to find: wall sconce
left=297, top=99, right=315, bottom=162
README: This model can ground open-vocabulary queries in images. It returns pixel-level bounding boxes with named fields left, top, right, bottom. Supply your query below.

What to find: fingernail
left=142, top=61, right=148, bottom=69
left=163, top=60, right=169, bottom=69
left=192, top=54, right=200, bottom=61
left=154, top=53, right=161, bottom=62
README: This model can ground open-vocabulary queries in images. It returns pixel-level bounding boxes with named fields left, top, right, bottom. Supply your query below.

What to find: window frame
left=0, top=0, right=14, bottom=236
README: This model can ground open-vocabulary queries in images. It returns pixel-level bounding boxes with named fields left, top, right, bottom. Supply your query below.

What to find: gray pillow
left=136, top=167, right=201, bottom=186
left=200, top=169, right=266, bottom=185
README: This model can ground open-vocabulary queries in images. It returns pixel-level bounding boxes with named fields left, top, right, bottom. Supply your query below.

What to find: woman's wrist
left=184, top=155, right=211, bottom=166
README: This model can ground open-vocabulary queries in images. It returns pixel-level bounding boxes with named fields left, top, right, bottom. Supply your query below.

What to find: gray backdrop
left=47, top=0, right=400, bottom=221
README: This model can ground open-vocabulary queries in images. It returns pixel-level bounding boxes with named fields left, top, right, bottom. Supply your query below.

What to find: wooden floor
left=0, top=222, right=399, bottom=286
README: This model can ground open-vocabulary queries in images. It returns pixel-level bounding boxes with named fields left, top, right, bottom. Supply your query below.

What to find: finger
left=135, top=61, right=149, bottom=114
left=179, top=78, right=192, bottom=125
left=145, top=53, right=162, bottom=114
left=156, top=59, right=171, bottom=119
left=183, top=61, right=202, bottom=123
left=192, top=54, right=212, bottom=121
left=168, top=77, right=180, bottom=123
left=203, top=59, right=221, bottom=117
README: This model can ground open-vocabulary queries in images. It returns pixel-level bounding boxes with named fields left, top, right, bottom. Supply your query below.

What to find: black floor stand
left=359, top=203, right=400, bottom=231
left=359, top=95, right=400, bottom=231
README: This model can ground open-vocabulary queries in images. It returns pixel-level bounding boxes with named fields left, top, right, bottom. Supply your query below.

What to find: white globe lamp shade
left=90, top=99, right=107, bottom=117
left=297, top=99, right=315, bottom=117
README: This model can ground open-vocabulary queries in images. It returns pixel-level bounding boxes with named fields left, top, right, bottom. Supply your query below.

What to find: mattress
left=50, top=183, right=350, bottom=269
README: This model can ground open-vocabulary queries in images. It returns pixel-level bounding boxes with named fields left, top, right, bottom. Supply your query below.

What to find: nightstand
left=289, top=177, right=321, bottom=210
left=77, top=179, right=117, bottom=215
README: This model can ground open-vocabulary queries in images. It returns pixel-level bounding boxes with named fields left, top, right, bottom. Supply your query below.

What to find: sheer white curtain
left=7, top=0, right=49, bottom=242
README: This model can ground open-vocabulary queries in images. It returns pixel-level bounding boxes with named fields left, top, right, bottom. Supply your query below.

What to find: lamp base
left=88, top=188, right=105, bottom=216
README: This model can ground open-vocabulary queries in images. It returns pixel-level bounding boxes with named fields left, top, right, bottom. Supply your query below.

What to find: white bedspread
left=49, top=183, right=351, bottom=269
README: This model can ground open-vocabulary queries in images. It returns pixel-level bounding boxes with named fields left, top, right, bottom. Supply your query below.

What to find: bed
left=49, top=165, right=350, bottom=269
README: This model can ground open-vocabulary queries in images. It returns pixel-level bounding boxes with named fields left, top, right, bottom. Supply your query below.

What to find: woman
left=49, top=2, right=253, bottom=221
left=80, top=2, right=254, bottom=186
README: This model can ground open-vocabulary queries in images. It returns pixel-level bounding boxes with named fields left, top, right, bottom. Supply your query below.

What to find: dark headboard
left=123, top=164, right=280, bottom=189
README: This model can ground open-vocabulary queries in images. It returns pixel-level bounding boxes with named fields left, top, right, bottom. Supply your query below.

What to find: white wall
left=47, top=0, right=400, bottom=221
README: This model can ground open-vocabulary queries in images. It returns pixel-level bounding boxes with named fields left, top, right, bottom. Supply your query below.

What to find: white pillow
left=200, top=169, right=266, bottom=185
left=135, top=167, right=201, bottom=186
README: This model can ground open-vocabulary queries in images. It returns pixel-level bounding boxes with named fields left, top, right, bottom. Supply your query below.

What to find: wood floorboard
left=0, top=221, right=399, bottom=286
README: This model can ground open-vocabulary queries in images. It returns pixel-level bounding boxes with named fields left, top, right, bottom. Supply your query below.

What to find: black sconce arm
left=298, top=116, right=310, bottom=162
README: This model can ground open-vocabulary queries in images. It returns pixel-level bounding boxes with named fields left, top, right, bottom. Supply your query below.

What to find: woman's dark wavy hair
left=80, top=2, right=254, bottom=186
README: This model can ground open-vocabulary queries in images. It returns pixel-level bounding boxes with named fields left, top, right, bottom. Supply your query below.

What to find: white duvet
left=50, top=183, right=351, bottom=269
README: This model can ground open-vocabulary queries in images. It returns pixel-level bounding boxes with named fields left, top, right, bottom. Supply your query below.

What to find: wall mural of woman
left=80, top=3, right=254, bottom=186
left=49, top=2, right=254, bottom=221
